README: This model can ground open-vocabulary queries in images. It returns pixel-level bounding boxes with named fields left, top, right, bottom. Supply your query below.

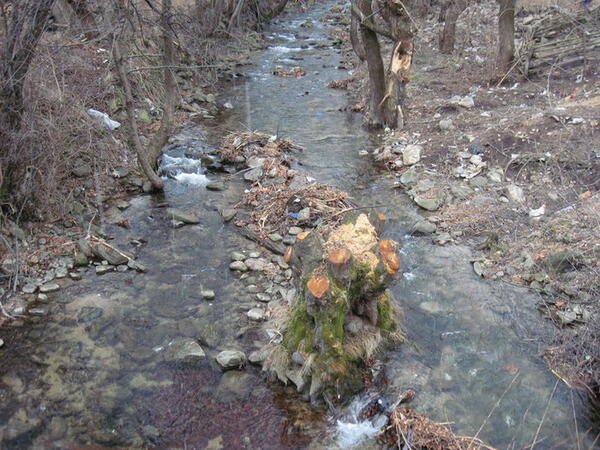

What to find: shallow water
left=0, top=1, right=595, bottom=448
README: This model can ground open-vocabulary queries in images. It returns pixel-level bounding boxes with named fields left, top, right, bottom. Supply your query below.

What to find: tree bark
left=350, top=11, right=366, bottom=62
left=439, top=0, right=468, bottom=54
left=496, top=0, right=515, bottom=78
left=355, top=0, right=387, bottom=127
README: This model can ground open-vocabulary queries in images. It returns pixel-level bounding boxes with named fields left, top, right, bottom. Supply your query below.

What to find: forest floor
left=329, top=1, right=600, bottom=388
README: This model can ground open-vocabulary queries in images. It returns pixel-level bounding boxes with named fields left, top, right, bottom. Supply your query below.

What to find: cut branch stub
left=327, top=247, right=353, bottom=281
left=379, top=239, right=401, bottom=275
left=307, top=274, right=330, bottom=299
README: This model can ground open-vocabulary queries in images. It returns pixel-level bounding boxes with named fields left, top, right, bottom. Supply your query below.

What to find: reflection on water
left=0, top=0, right=594, bottom=448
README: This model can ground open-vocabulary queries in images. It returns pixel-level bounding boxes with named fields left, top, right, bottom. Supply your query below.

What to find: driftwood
left=519, top=6, right=600, bottom=74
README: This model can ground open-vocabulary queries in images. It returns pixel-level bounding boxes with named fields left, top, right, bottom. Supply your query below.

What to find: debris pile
left=379, top=408, right=495, bottom=450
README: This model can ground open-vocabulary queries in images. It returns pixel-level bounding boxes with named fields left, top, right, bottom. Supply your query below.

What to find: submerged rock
left=216, top=350, right=246, bottom=370
left=39, top=283, right=60, bottom=293
left=164, top=338, right=206, bottom=363
left=167, top=208, right=200, bottom=224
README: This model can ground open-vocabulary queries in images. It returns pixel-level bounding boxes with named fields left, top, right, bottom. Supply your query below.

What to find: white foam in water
left=172, top=173, right=209, bottom=185
left=403, top=272, right=416, bottom=280
left=336, top=420, right=379, bottom=449
left=268, top=45, right=304, bottom=53
left=161, top=154, right=201, bottom=169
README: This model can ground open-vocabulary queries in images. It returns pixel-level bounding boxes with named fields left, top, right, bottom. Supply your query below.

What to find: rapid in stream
left=0, top=1, right=595, bottom=448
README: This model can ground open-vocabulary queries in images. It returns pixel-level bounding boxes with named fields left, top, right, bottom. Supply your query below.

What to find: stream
left=0, top=1, right=595, bottom=448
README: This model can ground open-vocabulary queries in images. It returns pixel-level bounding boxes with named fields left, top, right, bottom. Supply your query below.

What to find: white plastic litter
left=87, top=109, right=121, bottom=130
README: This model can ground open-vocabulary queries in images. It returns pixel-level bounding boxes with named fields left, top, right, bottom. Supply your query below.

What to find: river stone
left=256, top=293, right=271, bottom=303
left=112, top=167, right=129, bottom=178
left=72, top=165, right=92, bottom=177
left=506, top=184, right=525, bottom=203
left=245, top=258, right=270, bottom=272
left=164, top=338, right=206, bottom=363
left=297, top=207, right=311, bottom=221
left=222, top=209, right=237, bottom=222
left=288, top=226, right=303, bottom=235
left=206, top=181, right=225, bottom=191
left=413, top=195, right=443, bottom=211
left=413, top=220, right=437, bottom=234
left=127, top=259, right=147, bottom=272
left=22, top=283, right=38, bottom=294
left=244, top=167, right=263, bottom=182
left=216, top=350, right=246, bottom=370
left=248, top=349, right=268, bottom=365
left=201, top=289, right=216, bottom=300
left=167, top=208, right=200, bottom=224
left=73, top=252, right=88, bottom=267
left=268, top=233, right=283, bottom=242
left=96, top=265, right=114, bottom=275
left=28, top=308, right=47, bottom=316
left=55, top=267, right=68, bottom=279
left=556, top=310, right=577, bottom=325
left=403, top=144, right=422, bottom=166
left=439, top=118, right=455, bottom=131
left=282, top=235, right=296, bottom=245
left=230, top=261, right=248, bottom=272
left=230, top=252, right=245, bottom=262
left=400, top=169, right=419, bottom=186
left=142, top=181, right=153, bottom=193
left=247, top=308, right=266, bottom=321
left=39, top=283, right=60, bottom=293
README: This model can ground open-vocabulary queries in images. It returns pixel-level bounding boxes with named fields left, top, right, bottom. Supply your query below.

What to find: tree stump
left=262, top=212, right=402, bottom=403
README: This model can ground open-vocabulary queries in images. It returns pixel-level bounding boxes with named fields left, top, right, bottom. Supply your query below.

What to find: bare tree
left=351, top=0, right=415, bottom=129
left=112, top=0, right=180, bottom=191
left=439, top=0, right=468, bottom=54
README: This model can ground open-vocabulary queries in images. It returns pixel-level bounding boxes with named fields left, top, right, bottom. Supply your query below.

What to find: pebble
left=0, top=338, right=3, bottom=348
left=38, top=294, right=48, bottom=301
left=216, top=350, right=246, bottom=370
left=256, top=293, right=271, bottom=303
left=439, top=118, right=455, bottom=131
left=249, top=252, right=261, bottom=258
left=230, top=261, right=249, bottom=272
left=29, top=308, right=47, bottom=316
left=288, top=226, right=303, bottom=235
left=206, top=181, right=226, bottom=191
left=231, top=252, right=246, bottom=262
left=22, top=284, right=38, bottom=294
left=268, top=233, right=283, bottom=242
left=55, top=267, right=68, bottom=279
left=247, top=285, right=259, bottom=293
left=403, top=144, right=422, bottom=166
left=116, top=200, right=130, bottom=210
left=222, top=209, right=237, bottom=222
left=247, top=308, right=266, bottom=321
left=39, top=283, right=60, bottom=293
left=201, top=289, right=216, bottom=300
left=413, top=220, right=437, bottom=234
left=116, top=265, right=129, bottom=272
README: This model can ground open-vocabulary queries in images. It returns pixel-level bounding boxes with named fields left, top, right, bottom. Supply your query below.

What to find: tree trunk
left=261, top=211, right=402, bottom=403
left=439, top=0, right=468, bottom=54
left=350, top=12, right=366, bottom=62
left=355, top=0, right=387, bottom=127
left=112, top=36, right=164, bottom=191
left=496, top=0, right=515, bottom=78
left=148, top=0, right=176, bottom=167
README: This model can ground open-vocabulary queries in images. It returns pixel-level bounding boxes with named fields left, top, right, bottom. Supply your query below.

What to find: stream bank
left=0, top=1, right=596, bottom=448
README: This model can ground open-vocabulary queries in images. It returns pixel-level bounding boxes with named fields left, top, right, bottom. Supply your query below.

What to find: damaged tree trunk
left=355, top=0, right=387, bottom=127
left=262, top=211, right=402, bottom=403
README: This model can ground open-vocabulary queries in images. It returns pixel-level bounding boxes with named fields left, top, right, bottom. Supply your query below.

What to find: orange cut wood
left=378, top=239, right=396, bottom=253
left=307, top=275, right=330, bottom=299
left=284, top=246, right=293, bottom=263
left=375, top=211, right=386, bottom=221
left=327, top=248, right=352, bottom=265
left=382, top=251, right=401, bottom=274
left=297, top=231, right=311, bottom=240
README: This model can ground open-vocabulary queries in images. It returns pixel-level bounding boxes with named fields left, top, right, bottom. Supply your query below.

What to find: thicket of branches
left=0, top=0, right=292, bottom=221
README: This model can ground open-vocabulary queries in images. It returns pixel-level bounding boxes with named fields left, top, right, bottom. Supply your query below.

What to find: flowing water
left=0, top=1, right=595, bottom=448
